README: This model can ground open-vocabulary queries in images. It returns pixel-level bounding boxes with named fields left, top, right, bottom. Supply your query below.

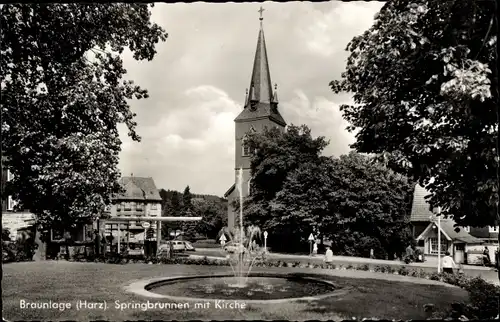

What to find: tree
left=262, top=150, right=413, bottom=257
left=192, top=198, right=226, bottom=239
left=162, top=190, right=181, bottom=238
left=330, top=1, right=498, bottom=232
left=1, top=4, right=168, bottom=234
left=269, top=159, right=335, bottom=245
left=239, top=124, right=330, bottom=252
left=181, top=185, right=197, bottom=239
left=182, top=186, right=193, bottom=212
left=242, top=124, right=330, bottom=228
left=324, top=152, right=414, bottom=259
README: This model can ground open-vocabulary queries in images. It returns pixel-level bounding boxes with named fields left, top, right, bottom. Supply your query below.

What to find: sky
left=118, top=1, right=384, bottom=197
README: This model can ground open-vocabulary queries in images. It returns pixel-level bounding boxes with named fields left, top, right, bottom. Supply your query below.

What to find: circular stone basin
left=146, top=273, right=338, bottom=301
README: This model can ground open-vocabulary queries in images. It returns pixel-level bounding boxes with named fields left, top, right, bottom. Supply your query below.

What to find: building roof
left=113, top=177, right=162, bottom=202
left=410, top=184, right=434, bottom=222
left=440, top=220, right=484, bottom=243
left=417, top=219, right=483, bottom=244
left=234, top=19, right=286, bottom=127
left=224, top=183, right=236, bottom=198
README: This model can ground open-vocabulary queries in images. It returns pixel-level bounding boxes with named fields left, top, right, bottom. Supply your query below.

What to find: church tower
left=224, top=8, right=287, bottom=230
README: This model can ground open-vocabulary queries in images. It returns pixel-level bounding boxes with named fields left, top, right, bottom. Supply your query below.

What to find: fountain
left=220, top=168, right=266, bottom=288
left=125, top=168, right=344, bottom=302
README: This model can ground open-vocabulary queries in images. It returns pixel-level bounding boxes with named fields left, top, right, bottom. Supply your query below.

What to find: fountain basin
left=127, top=273, right=349, bottom=304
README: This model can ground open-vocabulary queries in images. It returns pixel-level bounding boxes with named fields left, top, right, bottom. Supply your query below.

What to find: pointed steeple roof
left=235, top=9, right=286, bottom=127
left=248, top=21, right=273, bottom=104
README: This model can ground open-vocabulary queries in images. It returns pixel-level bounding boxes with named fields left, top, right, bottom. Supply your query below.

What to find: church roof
left=113, top=176, right=162, bottom=201
left=234, top=16, right=286, bottom=127
left=235, top=103, right=286, bottom=126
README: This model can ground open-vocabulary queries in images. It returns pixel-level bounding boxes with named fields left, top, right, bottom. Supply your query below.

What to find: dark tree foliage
left=1, top=4, right=168, bottom=233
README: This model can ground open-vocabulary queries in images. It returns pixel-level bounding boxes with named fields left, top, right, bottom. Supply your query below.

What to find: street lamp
left=429, top=206, right=442, bottom=273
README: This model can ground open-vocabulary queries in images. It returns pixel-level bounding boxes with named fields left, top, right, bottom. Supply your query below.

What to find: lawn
left=2, top=261, right=469, bottom=321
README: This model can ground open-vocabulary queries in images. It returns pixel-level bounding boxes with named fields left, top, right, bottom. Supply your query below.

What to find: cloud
left=119, top=85, right=240, bottom=195
left=280, top=91, right=356, bottom=158
left=118, top=2, right=383, bottom=196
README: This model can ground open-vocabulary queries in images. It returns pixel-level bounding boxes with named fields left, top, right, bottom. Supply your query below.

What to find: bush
left=428, top=272, right=440, bottom=281
left=2, top=237, right=37, bottom=263
left=462, top=276, right=500, bottom=319
left=358, top=264, right=370, bottom=271
left=398, top=266, right=409, bottom=276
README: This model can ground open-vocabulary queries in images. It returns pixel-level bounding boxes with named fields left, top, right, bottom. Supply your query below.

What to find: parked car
left=161, top=240, right=196, bottom=252
left=224, top=242, right=245, bottom=254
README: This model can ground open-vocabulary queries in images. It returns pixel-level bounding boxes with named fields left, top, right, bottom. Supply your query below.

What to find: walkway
left=192, top=248, right=499, bottom=285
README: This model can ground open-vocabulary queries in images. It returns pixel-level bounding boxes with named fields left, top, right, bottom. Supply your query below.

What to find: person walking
left=324, top=246, right=334, bottom=266
left=313, top=242, right=318, bottom=256
left=442, top=251, right=456, bottom=274
left=483, top=246, right=491, bottom=266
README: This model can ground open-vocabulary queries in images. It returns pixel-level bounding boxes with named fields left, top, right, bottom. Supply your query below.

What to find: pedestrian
left=324, top=246, right=333, bottom=266
left=483, top=246, right=491, bottom=266
left=442, top=251, right=456, bottom=274
left=313, top=242, right=318, bottom=256
left=369, top=248, right=374, bottom=259
left=406, top=244, right=415, bottom=261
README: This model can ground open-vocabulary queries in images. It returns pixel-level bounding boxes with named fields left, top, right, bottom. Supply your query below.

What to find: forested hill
left=158, top=189, right=227, bottom=203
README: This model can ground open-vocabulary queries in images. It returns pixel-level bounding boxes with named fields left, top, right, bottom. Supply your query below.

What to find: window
left=7, top=196, right=17, bottom=211
left=124, top=202, right=131, bottom=211
left=489, top=226, right=499, bottom=233
left=429, top=238, right=448, bottom=255
left=130, top=202, right=136, bottom=211
left=136, top=203, right=143, bottom=211
left=242, top=137, right=250, bottom=156
left=151, top=203, right=157, bottom=210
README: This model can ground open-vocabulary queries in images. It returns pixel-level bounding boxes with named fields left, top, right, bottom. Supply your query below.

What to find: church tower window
left=242, top=136, right=250, bottom=156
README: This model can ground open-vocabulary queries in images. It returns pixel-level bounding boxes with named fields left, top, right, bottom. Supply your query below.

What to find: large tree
left=330, top=0, right=498, bottom=229
left=162, top=190, right=182, bottom=238
left=1, top=4, right=167, bottom=234
left=192, top=198, right=226, bottom=239
left=324, top=152, right=414, bottom=259
left=241, top=125, right=330, bottom=230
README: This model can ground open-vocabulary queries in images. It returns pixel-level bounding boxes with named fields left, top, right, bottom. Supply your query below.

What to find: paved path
left=193, top=248, right=499, bottom=285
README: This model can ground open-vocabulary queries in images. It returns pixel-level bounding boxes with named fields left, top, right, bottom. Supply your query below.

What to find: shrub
left=462, top=276, right=500, bottom=319
left=2, top=237, right=37, bottom=263
left=373, top=265, right=383, bottom=272
left=428, top=272, right=440, bottom=281
left=346, top=264, right=354, bottom=270
left=358, top=264, right=370, bottom=271
left=397, top=266, right=409, bottom=276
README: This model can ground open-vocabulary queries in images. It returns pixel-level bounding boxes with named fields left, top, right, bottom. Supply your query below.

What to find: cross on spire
left=258, top=6, right=265, bottom=21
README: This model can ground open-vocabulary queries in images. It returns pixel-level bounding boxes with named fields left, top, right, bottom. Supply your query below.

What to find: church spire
left=247, top=6, right=273, bottom=106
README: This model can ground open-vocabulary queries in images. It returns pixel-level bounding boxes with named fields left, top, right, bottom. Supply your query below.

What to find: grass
left=2, top=261, right=469, bottom=321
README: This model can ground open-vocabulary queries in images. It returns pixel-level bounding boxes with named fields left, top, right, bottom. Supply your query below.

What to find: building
left=106, top=176, right=163, bottom=245
left=224, top=14, right=287, bottom=230
left=1, top=159, right=36, bottom=240
left=411, top=184, right=498, bottom=265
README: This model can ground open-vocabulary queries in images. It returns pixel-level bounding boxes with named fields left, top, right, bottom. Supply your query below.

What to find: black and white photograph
left=1, top=0, right=499, bottom=320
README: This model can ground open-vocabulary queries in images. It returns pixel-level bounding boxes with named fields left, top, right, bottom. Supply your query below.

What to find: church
left=224, top=11, right=287, bottom=230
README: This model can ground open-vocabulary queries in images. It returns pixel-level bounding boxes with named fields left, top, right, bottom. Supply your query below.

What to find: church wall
left=234, top=118, right=284, bottom=170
